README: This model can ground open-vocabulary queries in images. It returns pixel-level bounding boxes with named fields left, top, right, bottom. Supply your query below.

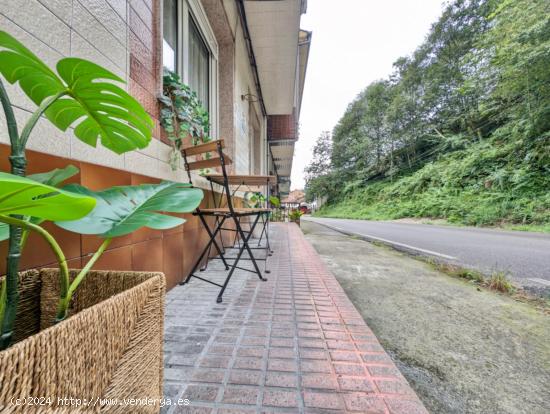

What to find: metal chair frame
left=179, top=140, right=270, bottom=303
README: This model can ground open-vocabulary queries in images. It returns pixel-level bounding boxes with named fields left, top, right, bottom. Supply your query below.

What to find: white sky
left=292, top=0, right=446, bottom=190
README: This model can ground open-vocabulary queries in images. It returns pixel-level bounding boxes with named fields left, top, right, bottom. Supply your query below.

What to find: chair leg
left=200, top=215, right=230, bottom=270
left=264, top=214, right=273, bottom=255
left=237, top=214, right=266, bottom=281
left=180, top=215, right=227, bottom=285
left=257, top=214, right=266, bottom=247
left=216, top=214, right=265, bottom=303
left=201, top=215, right=227, bottom=271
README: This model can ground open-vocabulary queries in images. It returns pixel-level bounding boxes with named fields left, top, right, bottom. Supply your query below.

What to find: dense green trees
left=306, top=0, right=550, bottom=227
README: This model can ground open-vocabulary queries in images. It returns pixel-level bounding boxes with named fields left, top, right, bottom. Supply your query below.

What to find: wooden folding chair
left=180, top=139, right=271, bottom=303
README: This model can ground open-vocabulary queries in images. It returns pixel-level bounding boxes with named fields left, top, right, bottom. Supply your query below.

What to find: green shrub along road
left=317, top=134, right=550, bottom=231
left=305, top=0, right=549, bottom=232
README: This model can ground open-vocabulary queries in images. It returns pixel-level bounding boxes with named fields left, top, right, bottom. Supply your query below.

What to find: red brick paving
left=164, top=223, right=427, bottom=413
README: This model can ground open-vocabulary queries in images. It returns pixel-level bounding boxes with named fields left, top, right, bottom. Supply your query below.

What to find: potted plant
left=289, top=209, right=304, bottom=225
left=159, top=70, right=211, bottom=170
left=0, top=31, right=202, bottom=412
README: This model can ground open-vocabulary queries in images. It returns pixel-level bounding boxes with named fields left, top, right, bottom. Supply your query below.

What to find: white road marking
left=526, top=278, right=550, bottom=287
left=327, top=225, right=458, bottom=261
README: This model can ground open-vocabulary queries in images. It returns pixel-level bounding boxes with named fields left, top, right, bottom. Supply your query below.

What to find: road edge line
left=303, top=218, right=457, bottom=261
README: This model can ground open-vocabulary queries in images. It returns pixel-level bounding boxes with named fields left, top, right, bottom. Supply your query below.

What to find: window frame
left=161, top=0, right=219, bottom=138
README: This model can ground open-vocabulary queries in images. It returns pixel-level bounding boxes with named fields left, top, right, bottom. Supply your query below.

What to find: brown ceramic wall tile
left=163, top=232, right=184, bottom=289
left=0, top=145, right=81, bottom=181
left=129, top=81, right=159, bottom=119
left=80, top=162, right=133, bottom=254
left=132, top=238, right=163, bottom=272
left=183, top=228, right=204, bottom=277
left=130, top=54, right=156, bottom=94
left=0, top=146, right=83, bottom=274
left=83, top=245, right=133, bottom=271
left=163, top=213, right=185, bottom=236
left=0, top=146, right=220, bottom=294
left=131, top=173, right=163, bottom=243
left=19, top=222, right=81, bottom=271
left=129, top=31, right=154, bottom=71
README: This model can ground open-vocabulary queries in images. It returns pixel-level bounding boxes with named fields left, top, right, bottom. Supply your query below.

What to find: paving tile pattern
left=163, top=223, right=427, bottom=414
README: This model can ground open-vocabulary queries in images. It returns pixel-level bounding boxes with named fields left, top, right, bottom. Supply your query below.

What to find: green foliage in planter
left=51, top=181, right=203, bottom=321
left=269, top=196, right=281, bottom=208
left=0, top=173, right=96, bottom=329
left=0, top=165, right=80, bottom=241
left=244, top=191, right=266, bottom=209
left=0, top=176, right=203, bottom=328
left=159, top=70, right=211, bottom=170
left=289, top=209, right=304, bottom=221
left=0, top=30, right=155, bottom=349
left=56, top=182, right=203, bottom=238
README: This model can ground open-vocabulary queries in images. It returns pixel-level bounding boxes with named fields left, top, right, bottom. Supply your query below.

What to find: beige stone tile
left=0, top=14, right=63, bottom=111
left=158, top=160, right=179, bottom=181
left=0, top=107, right=71, bottom=158
left=70, top=130, right=121, bottom=168
left=1, top=0, right=70, bottom=55
left=124, top=150, right=158, bottom=176
left=77, top=0, right=127, bottom=45
left=106, top=0, right=127, bottom=21
left=70, top=31, right=126, bottom=79
left=37, top=0, right=73, bottom=25
left=137, top=135, right=160, bottom=158
left=71, top=0, right=127, bottom=72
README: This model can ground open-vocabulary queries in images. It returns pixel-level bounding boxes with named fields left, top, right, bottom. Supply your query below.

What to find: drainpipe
left=236, top=0, right=267, bottom=117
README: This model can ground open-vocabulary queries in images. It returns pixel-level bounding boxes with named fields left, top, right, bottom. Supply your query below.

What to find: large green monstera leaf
left=0, top=165, right=80, bottom=241
left=0, top=31, right=152, bottom=154
left=56, top=182, right=203, bottom=238
left=0, top=172, right=95, bottom=220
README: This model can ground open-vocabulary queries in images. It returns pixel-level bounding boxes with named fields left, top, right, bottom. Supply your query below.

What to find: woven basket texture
left=0, top=269, right=165, bottom=413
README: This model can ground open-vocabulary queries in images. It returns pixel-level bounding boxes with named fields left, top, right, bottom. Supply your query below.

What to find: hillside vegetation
left=305, top=0, right=550, bottom=230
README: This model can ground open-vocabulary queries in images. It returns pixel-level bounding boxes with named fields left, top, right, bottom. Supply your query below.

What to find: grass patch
left=488, top=272, right=515, bottom=293
left=425, top=260, right=485, bottom=284
left=419, top=258, right=549, bottom=312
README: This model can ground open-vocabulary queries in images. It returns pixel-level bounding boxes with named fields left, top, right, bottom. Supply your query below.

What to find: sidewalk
left=163, top=223, right=427, bottom=413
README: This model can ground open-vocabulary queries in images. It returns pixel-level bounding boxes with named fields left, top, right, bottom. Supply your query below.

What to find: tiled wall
left=0, top=146, right=239, bottom=289
left=268, top=113, right=297, bottom=140
left=0, top=0, right=237, bottom=289
left=0, top=0, right=188, bottom=182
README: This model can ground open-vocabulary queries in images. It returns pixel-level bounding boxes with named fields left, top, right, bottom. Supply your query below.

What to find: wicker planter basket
left=0, top=269, right=166, bottom=413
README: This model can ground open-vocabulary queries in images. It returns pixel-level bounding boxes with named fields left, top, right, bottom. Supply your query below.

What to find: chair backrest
left=181, top=139, right=232, bottom=174
left=181, top=139, right=235, bottom=210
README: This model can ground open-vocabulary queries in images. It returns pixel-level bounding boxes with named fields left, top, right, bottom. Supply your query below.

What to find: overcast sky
left=292, top=0, right=446, bottom=190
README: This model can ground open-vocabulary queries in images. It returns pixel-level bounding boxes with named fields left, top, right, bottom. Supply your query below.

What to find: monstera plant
left=0, top=173, right=97, bottom=326
left=0, top=175, right=202, bottom=324
left=0, top=30, right=201, bottom=351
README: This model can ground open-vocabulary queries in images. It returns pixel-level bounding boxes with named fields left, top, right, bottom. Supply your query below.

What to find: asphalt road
left=304, top=217, right=550, bottom=290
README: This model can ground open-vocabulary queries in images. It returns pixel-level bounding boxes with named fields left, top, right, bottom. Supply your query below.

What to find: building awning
left=244, top=0, right=307, bottom=115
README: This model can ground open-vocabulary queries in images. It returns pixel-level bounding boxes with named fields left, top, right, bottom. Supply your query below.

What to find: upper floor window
left=162, top=1, right=214, bottom=112
left=188, top=16, right=209, bottom=110
left=162, top=0, right=218, bottom=138
left=162, top=0, right=178, bottom=72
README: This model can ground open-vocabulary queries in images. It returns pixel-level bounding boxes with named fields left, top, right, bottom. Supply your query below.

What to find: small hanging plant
left=159, top=70, right=211, bottom=170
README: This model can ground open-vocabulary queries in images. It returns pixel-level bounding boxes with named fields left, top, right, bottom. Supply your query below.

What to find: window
left=162, top=0, right=178, bottom=72
left=188, top=16, right=209, bottom=109
left=162, top=0, right=218, bottom=135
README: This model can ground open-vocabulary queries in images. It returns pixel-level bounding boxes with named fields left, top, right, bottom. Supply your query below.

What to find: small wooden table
left=204, top=174, right=276, bottom=186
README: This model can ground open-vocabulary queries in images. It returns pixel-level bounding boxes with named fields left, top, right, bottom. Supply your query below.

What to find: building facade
left=0, top=0, right=310, bottom=288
